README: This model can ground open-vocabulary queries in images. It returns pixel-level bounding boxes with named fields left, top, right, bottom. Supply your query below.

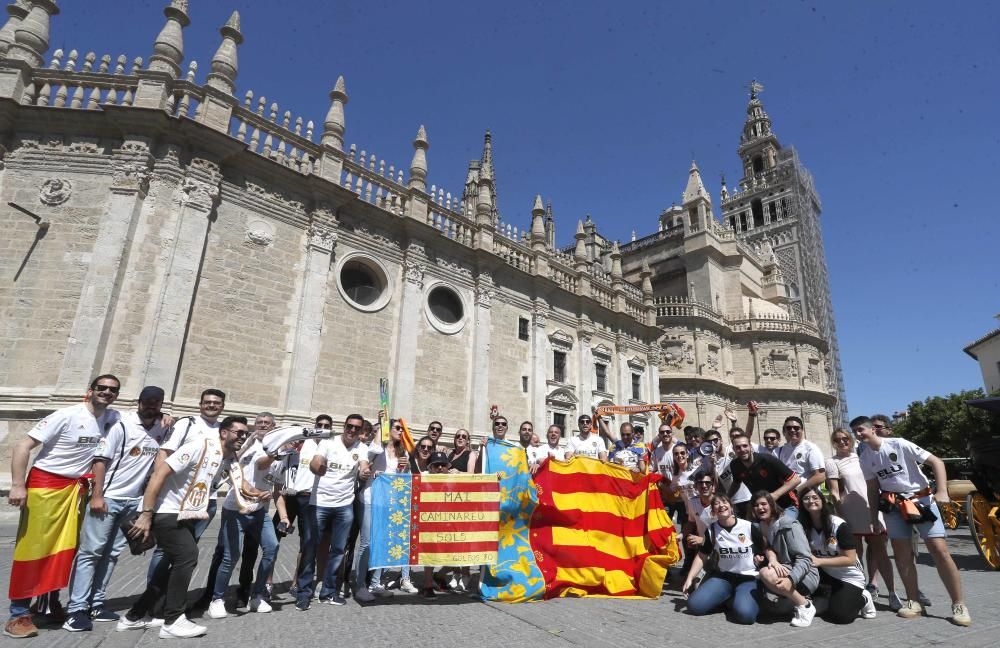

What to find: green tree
left=893, top=388, right=1000, bottom=460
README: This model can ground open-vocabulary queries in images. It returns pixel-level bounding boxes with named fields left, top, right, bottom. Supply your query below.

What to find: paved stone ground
left=0, top=509, right=996, bottom=647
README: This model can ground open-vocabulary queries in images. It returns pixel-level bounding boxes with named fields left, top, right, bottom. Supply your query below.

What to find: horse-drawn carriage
left=961, top=397, right=1000, bottom=570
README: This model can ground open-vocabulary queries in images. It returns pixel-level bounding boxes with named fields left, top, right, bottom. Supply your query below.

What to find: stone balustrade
left=0, top=5, right=656, bottom=328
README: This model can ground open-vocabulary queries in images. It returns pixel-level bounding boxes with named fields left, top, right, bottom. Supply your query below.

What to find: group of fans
left=2, top=376, right=973, bottom=639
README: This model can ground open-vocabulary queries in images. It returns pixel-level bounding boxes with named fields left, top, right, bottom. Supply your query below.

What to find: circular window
left=424, top=283, right=466, bottom=334
left=335, top=253, right=392, bottom=312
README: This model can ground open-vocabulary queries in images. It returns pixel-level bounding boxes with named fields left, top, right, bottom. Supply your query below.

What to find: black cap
left=138, top=386, right=165, bottom=402
left=428, top=451, right=451, bottom=467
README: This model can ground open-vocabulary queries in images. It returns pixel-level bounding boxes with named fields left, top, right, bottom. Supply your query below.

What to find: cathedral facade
left=0, top=2, right=844, bottom=473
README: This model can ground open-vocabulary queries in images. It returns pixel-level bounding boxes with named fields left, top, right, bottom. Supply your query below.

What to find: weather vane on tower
left=748, top=79, right=764, bottom=99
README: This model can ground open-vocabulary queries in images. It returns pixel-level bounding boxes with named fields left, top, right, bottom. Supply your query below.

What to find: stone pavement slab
left=0, top=511, right=995, bottom=647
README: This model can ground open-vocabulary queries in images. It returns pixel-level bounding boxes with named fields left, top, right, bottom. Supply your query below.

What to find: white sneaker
left=148, top=618, right=165, bottom=628
left=861, top=589, right=877, bottom=619
left=249, top=597, right=272, bottom=613
left=888, top=591, right=903, bottom=612
left=399, top=579, right=418, bottom=594
left=791, top=601, right=816, bottom=627
left=207, top=599, right=228, bottom=619
left=115, top=617, right=148, bottom=632
left=159, top=616, right=207, bottom=639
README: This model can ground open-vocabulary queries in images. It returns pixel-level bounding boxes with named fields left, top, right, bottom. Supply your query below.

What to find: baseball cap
left=428, top=451, right=451, bottom=467
left=138, top=386, right=165, bottom=402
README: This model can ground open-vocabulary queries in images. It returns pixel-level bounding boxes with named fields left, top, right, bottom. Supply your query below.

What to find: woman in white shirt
left=799, top=485, right=875, bottom=623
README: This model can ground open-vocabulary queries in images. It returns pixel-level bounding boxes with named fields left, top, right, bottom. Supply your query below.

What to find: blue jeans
left=146, top=498, right=217, bottom=584
left=686, top=574, right=760, bottom=625
left=66, top=497, right=138, bottom=613
left=296, top=503, right=353, bottom=601
left=212, top=508, right=278, bottom=600
left=352, top=487, right=372, bottom=590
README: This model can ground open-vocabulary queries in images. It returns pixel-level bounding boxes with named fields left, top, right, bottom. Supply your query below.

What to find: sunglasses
left=833, top=437, right=851, bottom=445
left=429, top=426, right=442, bottom=432
left=392, top=424, right=403, bottom=430
left=764, top=436, right=779, bottom=442
left=578, top=418, right=591, bottom=424
left=93, top=384, right=120, bottom=394
left=697, top=481, right=714, bottom=487
left=418, top=445, right=434, bottom=451
left=344, top=423, right=362, bottom=432
left=455, top=434, right=469, bottom=440
left=784, top=426, right=801, bottom=432
left=493, top=422, right=508, bottom=428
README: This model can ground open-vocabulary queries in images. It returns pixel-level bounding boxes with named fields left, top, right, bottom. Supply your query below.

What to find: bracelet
left=141, top=507, right=155, bottom=514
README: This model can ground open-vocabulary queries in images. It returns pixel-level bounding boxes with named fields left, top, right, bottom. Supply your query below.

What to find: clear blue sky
left=55, top=1, right=998, bottom=416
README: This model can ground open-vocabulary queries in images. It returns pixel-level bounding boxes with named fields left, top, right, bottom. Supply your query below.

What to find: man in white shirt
left=206, top=414, right=280, bottom=618
left=194, top=412, right=276, bottom=612
left=651, top=423, right=679, bottom=476
left=145, top=388, right=225, bottom=606
left=776, top=416, right=827, bottom=496
left=528, top=425, right=566, bottom=472
left=119, top=416, right=251, bottom=639
left=565, top=413, right=608, bottom=461
left=295, top=414, right=370, bottom=611
left=283, top=414, right=330, bottom=599
left=853, top=416, right=971, bottom=627
left=63, top=386, right=168, bottom=632
left=5, top=374, right=121, bottom=640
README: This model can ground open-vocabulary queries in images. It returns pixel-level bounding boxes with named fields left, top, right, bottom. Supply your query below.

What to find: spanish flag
left=9, top=468, right=88, bottom=600
left=530, top=457, right=679, bottom=598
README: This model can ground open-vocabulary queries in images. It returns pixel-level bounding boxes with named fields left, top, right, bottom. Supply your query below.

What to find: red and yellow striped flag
left=530, top=456, right=679, bottom=598
left=411, top=473, right=500, bottom=566
left=9, top=468, right=87, bottom=599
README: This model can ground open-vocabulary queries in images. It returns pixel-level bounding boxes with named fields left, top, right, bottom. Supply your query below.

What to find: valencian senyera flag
left=9, top=469, right=88, bottom=599
left=478, top=438, right=679, bottom=602
left=370, top=473, right=500, bottom=568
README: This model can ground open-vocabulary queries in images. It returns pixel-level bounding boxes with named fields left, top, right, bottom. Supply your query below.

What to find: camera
left=698, top=441, right=715, bottom=457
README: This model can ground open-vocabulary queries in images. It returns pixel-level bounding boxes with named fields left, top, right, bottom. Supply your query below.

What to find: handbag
left=119, top=511, right=156, bottom=555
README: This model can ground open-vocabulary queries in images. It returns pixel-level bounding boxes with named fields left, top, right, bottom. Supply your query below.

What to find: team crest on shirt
left=129, top=446, right=142, bottom=457
left=827, top=537, right=837, bottom=546
left=889, top=452, right=897, bottom=462
left=180, top=454, right=190, bottom=462
left=352, top=453, right=359, bottom=461
left=737, top=533, right=748, bottom=544
left=796, top=452, right=802, bottom=459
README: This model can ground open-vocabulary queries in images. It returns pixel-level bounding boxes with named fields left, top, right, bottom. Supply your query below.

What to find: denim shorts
left=884, top=496, right=946, bottom=540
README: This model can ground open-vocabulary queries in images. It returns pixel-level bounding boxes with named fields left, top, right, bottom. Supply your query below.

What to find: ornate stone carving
left=119, top=140, right=150, bottom=155
left=403, top=260, right=425, bottom=287
left=112, top=162, right=151, bottom=192
left=354, top=224, right=395, bottom=247
left=307, top=223, right=336, bottom=252
left=704, top=345, right=720, bottom=374
left=68, top=139, right=100, bottom=154
left=245, top=218, right=276, bottom=247
left=660, top=337, right=694, bottom=371
left=38, top=178, right=72, bottom=205
left=475, top=274, right=495, bottom=308
left=760, top=350, right=798, bottom=379
left=191, top=157, right=221, bottom=176
left=532, top=301, right=548, bottom=328
left=180, top=177, right=219, bottom=210
left=806, top=359, right=820, bottom=385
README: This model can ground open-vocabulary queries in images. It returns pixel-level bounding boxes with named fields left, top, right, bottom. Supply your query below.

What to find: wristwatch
left=141, top=507, right=155, bottom=514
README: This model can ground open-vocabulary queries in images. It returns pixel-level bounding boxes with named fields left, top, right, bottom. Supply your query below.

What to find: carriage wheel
left=965, top=492, right=1000, bottom=570
left=940, top=502, right=959, bottom=530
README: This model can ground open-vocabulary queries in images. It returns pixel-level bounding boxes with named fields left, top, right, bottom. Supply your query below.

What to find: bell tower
left=720, top=80, right=848, bottom=426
